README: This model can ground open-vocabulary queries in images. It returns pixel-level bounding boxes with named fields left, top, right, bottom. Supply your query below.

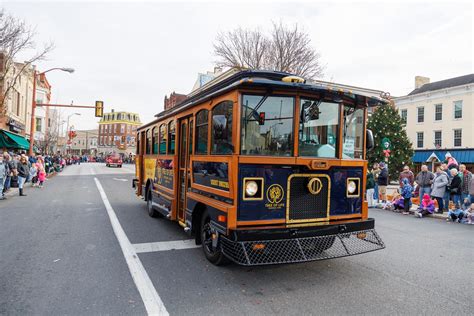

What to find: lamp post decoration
left=381, top=137, right=391, bottom=163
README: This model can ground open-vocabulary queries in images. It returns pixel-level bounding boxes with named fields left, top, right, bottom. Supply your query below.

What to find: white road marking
left=133, top=239, right=200, bottom=254
left=94, top=177, right=168, bottom=316
left=113, top=178, right=128, bottom=182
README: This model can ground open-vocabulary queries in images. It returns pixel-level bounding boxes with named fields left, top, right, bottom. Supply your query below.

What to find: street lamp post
left=65, top=113, right=81, bottom=154
left=29, top=67, right=74, bottom=156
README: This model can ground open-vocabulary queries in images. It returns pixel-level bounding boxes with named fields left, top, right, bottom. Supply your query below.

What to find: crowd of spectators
left=367, top=153, right=474, bottom=224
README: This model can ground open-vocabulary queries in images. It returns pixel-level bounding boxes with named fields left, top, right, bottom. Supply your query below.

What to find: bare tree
left=213, top=22, right=324, bottom=79
left=214, top=27, right=270, bottom=70
left=0, top=9, right=54, bottom=115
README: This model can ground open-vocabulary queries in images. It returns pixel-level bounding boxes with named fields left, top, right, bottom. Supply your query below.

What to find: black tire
left=200, top=210, right=229, bottom=265
left=146, top=189, right=160, bottom=218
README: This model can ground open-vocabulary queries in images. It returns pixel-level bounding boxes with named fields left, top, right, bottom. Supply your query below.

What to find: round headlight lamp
left=347, top=180, right=357, bottom=194
left=245, top=181, right=259, bottom=196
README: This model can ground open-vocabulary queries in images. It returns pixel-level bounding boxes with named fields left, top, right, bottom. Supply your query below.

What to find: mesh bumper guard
left=220, top=229, right=385, bottom=266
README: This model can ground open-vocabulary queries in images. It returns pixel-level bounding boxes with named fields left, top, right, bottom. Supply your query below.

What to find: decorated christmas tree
left=367, top=103, right=414, bottom=181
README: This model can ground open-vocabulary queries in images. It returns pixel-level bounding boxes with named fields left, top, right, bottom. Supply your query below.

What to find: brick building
left=98, top=110, right=141, bottom=155
left=164, top=92, right=187, bottom=110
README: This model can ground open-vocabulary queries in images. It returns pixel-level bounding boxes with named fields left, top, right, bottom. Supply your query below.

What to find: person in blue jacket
left=400, top=177, right=413, bottom=215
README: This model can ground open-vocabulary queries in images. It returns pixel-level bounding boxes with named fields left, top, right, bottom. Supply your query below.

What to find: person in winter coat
left=0, top=155, right=7, bottom=200
left=400, top=178, right=413, bottom=215
left=390, top=194, right=405, bottom=212
left=469, top=175, right=474, bottom=204
left=29, top=163, right=37, bottom=187
left=416, top=194, right=435, bottom=218
left=3, top=152, right=16, bottom=193
left=465, top=203, right=474, bottom=224
left=371, top=163, right=381, bottom=203
left=449, top=168, right=462, bottom=206
left=366, top=171, right=376, bottom=207
left=36, top=157, right=46, bottom=188
left=399, top=165, right=415, bottom=187
left=459, top=164, right=472, bottom=202
left=447, top=203, right=464, bottom=223
left=17, top=156, right=30, bottom=196
left=444, top=152, right=458, bottom=170
left=431, top=166, right=449, bottom=213
left=415, top=165, right=434, bottom=197
left=377, top=162, right=389, bottom=203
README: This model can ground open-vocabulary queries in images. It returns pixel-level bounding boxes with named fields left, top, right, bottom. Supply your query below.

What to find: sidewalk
left=2, top=172, right=57, bottom=200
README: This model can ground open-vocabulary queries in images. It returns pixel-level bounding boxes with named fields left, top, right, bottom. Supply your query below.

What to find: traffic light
left=95, top=101, right=104, bottom=117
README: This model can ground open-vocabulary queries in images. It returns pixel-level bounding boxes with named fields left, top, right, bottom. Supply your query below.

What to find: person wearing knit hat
left=417, top=194, right=435, bottom=218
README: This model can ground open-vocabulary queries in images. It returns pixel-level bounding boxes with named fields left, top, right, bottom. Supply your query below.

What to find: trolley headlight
left=245, top=181, right=259, bottom=197
left=347, top=180, right=357, bottom=194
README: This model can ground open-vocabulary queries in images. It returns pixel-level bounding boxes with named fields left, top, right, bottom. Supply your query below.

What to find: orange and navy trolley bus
left=134, top=69, right=386, bottom=266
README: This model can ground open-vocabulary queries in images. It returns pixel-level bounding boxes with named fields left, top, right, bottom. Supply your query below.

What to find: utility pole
left=86, top=130, right=89, bottom=155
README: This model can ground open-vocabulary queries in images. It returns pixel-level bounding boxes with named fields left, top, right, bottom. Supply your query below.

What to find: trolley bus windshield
left=299, top=99, right=340, bottom=158
left=241, top=94, right=294, bottom=156
left=241, top=94, right=366, bottom=159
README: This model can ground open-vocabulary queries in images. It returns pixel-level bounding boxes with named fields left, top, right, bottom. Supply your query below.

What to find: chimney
left=111, top=109, right=114, bottom=113
left=415, top=76, right=430, bottom=89
left=214, top=66, right=222, bottom=75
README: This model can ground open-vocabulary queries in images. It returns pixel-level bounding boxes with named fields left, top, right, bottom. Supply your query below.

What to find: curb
left=372, top=206, right=447, bottom=219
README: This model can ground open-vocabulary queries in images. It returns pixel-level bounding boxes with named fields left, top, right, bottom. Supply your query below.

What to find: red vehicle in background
left=106, top=154, right=122, bottom=168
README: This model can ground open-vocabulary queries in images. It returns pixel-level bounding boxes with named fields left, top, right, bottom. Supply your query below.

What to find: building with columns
left=394, top=74, right=474, bottom=171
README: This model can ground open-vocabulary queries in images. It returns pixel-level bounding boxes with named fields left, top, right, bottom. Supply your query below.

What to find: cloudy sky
left=3, top=1, right=473, bottom=130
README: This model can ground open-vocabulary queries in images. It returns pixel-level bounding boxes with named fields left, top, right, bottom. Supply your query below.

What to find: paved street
left=1, top=163, right=472, bottom=315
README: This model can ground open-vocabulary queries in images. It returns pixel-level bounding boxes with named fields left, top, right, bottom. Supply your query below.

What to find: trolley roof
left=139, top=69, right=390, bottom=131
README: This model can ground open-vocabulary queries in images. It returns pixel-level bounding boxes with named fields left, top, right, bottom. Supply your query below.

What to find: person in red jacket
left=399, top=165, right=414, bottom=187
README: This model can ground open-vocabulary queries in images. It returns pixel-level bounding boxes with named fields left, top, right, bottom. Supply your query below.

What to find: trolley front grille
left=287, top=175, right=330, bottom=222
left=220, top=229, right=385, bottom=266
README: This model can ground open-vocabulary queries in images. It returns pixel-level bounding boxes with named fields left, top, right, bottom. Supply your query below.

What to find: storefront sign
left=7, top=118, right=25, bottom=133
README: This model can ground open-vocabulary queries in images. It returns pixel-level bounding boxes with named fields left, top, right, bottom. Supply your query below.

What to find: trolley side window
left=342, top=106, right=365, bottom=159
left=159, top=124, right=167, bottom=154
left=211, top=101, right=234, bottom=155
left=195, top=109, right=209, bottom=155
left=168, top=121, right=176, bottom=155
left=146, top=129, right=152, bottom=154
left=152, top=126, right=158, bottom=154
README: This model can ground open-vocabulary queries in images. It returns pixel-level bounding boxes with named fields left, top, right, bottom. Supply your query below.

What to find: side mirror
left=366, top=129, right=375, bottom=152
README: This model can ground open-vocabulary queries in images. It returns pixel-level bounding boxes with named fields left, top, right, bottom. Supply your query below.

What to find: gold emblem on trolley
left=307, top=177, right=323, bottom=195
left=267, top=184, right=284, bottom=204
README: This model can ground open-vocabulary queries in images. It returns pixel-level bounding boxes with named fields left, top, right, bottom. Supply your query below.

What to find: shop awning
left=0, top=129, right=30, bottom=150
left=413, top=149, right=474, bottom=164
